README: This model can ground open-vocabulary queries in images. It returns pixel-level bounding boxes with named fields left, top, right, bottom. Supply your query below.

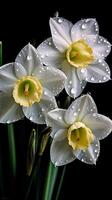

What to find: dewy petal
left=15, top=43, right=41, bottom=75
left=49, top=17, right=73, bottom=52
left=33, top=65, right=66, bottom=96
left=50, top=134, right=76, bottom=166
left=46, top=108, right=68, bottom=137
left=92, top=36, right=111, bottom=59
left=71, top=18, right=99, bottom=42
left=80, top=60, right=111, bottom=83
left=23, top=88, right=57, bottom=124
left=0, top=92, right=24, bottom=123
left=62, top=61, right=86, bottom=98
left=83, top=113, right=112, bottom=140
left=73, top=137, right=100, bottom=165
left=0, top=63, right=16, bottom=92
left=37, top=37, right=64, bottom=68
left=65, top=94, right=97, bottom=125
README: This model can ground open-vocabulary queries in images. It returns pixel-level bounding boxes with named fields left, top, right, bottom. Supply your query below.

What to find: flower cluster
left=0, top=16, right=112, bottom=166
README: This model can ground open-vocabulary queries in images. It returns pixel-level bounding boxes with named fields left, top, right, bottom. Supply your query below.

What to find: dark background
left=0, top=1, right=112, bottom=199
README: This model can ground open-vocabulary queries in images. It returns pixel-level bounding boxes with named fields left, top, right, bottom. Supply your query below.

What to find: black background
left=0, top=1, right=112, bottom=199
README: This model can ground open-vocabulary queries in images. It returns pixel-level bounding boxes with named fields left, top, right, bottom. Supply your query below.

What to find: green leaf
left=55, top=166, right=66, bottom=200
left=0, top=41, right=2, bottom=66
left=42, top=161, right=58, bottom=200
left=7, top=124, right=16, bottom=177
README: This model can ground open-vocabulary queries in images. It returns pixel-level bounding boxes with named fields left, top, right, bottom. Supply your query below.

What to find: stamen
left=24, top=83, right=30, bottom=96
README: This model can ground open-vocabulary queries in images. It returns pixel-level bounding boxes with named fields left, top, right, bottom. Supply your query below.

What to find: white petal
left=49, top=17, right=72, bottom=52
left=63, top=61, right=86, bottom=98
left=0, top=63, right=17, bottom=92
left=37, top=37, right=64, bottom=68
left=15, top=43, right=41, bottom=75
left=92, top=36, right=111, bottom=59
left=65, top=94, right=97, bottom=125
left=33, top=65, right=66, bottom=96
left=0, top=92, right=24, bottom=123
left=23, top=88, right=57, bottom=124
left=50, top=135, right=76, bottom=166
left=80, top=60, right=111, bottom=83
left=71, top=18, right=99, bottom=42
left=23, top=103, right=45, bottom=124
left=46, top=108, right=68, bottom=137
left=14, top=62, right=27, bottom=78
left=83, top=113, right=112, bottom=140
left=73, top=138, right=100, bottom=165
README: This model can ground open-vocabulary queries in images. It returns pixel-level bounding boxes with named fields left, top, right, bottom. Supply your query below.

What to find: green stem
left=0, top=41, right=2, bottom=65
left=43, top=161, right=58, bottom=200
left=7, top=124, right=16, bottom=177
left=55, top=166, right=66, bottom=200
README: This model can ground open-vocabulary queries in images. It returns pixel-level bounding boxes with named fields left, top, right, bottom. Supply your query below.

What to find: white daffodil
left=46, top=94, right=112, bottom=166
left=38, top=17, right=111, bottom=98
left=0, top=44, right=66, bottom=124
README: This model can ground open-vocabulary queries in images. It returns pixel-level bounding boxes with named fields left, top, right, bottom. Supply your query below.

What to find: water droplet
left=48, top=42, right=51, bottom=46
left=81, top=69, right=86, bottom=73
left=6, top=120, right=10, bottom=124
left=27, top=55, right=32, bottom=60
left=42, top=108, right=45, bottom=112
left=98, top=80, right=102, bottom=83
left=90, top=77, right=95, bottom=81
left=98, top=59, right=102, bottom=63
left=82, top=24, right=87, bottom=30
left=71, top=88, right=75, bottom=95
left=81, top=158, right=84, bottom=162
left=58, top=18, right=63, bottom=23
left=44, top=91, right=47, bottom=95
left=106, top=50, right=109, bottom=53
left=40, top=55, right=45, bottom=59
left=74, top=112, right=77, bottom=116
left=30, top=116, right=33, bottom=121
left=95, top=149, right=97, bottom=153
left=69, top=81, right=72, bottom=84
left=58, top=116, right=62, bottom=120
left=103, top=76, right=107, bottom=81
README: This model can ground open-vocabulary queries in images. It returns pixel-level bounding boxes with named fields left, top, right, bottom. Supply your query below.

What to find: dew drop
left=40, top=55, right=45, bottom=59
left=81, top=69, right=86, bottom=73
left=30, top=116, right=33, bottom=121
left=103, top=76, right=107, bottom=81
left=71, top=88, right=75, bottom=95
left=58, top=18, right=63, bottom=23
left=48, top=42, right=51, bottom=46
left=74, top=112, right=77, bottom=116
left=6, top=120, right=10, bottom=124
left=90, top=77, right=95, bottom=81
left=82, top=24, right=87, bottom=30
left=27, top=55, right=32, bottom=60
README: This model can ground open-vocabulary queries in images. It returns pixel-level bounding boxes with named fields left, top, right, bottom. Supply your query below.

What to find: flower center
left=66, top=39, right=94, bottom=68
left=13, top=76, right=43, bottom=107
left=67, top=122, right=94, bottom=150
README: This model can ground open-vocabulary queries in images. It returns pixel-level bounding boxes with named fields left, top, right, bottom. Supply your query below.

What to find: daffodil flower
left=46, top=95, right=112, bottom=166
left=0, top=44, right=66, bottom=124
left=38, top=17, right=111, bottom=98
